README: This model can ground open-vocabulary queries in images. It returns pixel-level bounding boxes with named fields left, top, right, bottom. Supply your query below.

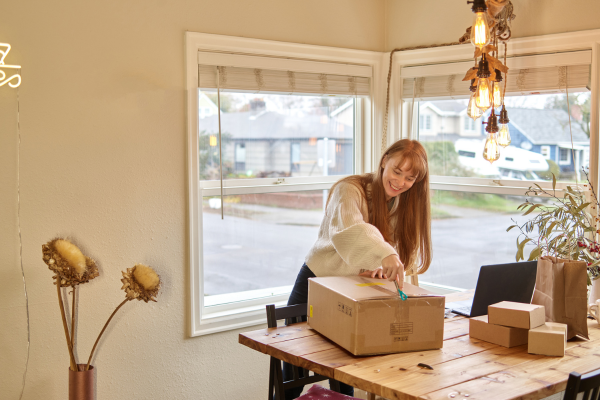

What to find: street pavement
left=202, top=204, right=525, bottom=296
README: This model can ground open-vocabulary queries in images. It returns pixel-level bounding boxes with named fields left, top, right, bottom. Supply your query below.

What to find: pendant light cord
left=217, top=67, right=224, bottom=220
left=565, top=71, right=578, bottom=185
left=16, top=75, right=31, bottom=400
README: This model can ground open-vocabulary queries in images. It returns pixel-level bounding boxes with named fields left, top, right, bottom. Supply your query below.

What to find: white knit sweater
left=305, top=180, right=398, bottom=277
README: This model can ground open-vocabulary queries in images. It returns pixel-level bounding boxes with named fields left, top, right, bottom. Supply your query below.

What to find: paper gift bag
left=532, top=256, right=589, bottom=340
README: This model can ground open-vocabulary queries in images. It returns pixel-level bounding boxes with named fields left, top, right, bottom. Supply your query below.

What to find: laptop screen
left=469, top=261, right=538, bottom=317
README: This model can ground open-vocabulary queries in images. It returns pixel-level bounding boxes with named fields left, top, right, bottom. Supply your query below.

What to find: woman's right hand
left=381, top=254, right=405, bottom=288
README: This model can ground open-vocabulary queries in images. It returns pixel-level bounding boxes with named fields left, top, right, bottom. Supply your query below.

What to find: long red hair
left=328, top=139, right=432, bottom=275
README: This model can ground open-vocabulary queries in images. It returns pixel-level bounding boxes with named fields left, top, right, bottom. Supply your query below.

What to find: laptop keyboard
left=451, top=306, right=472, bottom=316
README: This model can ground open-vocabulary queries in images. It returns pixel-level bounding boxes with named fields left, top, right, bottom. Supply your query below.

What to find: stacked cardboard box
left=469, top=301, right=567, bottom=356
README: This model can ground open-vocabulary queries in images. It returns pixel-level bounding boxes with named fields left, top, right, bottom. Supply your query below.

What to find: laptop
left=446, top=261, right=538, bottom=318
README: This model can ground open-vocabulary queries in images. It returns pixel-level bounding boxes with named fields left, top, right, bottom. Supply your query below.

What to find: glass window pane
left=198, top=91, right=355, bottom=180
left=202, top=191, right=326, bottom=296
left=418, top=91, right=590, bottom=182
left=421, top=190, right=527, bottom=290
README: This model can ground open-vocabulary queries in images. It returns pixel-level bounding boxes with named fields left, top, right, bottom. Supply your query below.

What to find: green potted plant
left=508, top=172, right=600, bottom=292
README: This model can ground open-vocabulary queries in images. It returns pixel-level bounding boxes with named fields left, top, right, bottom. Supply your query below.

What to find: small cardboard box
left=469, top=315, right=529, bottom=347
left=528, top=322, right=568, bottom=357
left=488, top=301, right=545, bottom=330
left=307, top=276, right=445, bottom=356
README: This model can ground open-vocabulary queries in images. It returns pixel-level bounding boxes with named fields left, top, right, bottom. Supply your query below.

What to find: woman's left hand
left=358, top=267, right=386, bottom=279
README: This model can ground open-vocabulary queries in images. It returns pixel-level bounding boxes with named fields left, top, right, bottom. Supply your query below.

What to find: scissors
left=394, top=280, right=407, bottom=301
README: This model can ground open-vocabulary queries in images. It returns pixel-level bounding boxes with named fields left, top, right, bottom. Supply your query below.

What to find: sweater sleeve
left=328, top=183, right=398, bottom=271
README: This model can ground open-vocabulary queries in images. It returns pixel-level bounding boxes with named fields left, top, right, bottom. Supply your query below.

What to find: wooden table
left=239, top=291, right=600, bottom=400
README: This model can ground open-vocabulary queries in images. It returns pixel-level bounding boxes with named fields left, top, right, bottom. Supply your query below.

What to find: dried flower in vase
left=85, top=264, right=161, bottom=370
left=42, top=238, right=99, bottom=287
left=121, top=264, right=161, bottom=302
left=42, top=238, right=99, bottom=371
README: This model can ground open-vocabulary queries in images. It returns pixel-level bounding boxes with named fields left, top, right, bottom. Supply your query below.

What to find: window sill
left=191, top=286, right=292, bottom=337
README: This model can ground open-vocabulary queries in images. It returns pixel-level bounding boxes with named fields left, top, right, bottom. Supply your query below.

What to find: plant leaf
left=523, top=204, right=540, bottom=216
left=552, top=173, right=556, bottom=190
left=528, top=246, right=541, bottom=261
left=507, top=225, right=517, bottom=232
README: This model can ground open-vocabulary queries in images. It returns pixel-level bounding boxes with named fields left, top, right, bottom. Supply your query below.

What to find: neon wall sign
left=0, top=43, right=22, bottom=88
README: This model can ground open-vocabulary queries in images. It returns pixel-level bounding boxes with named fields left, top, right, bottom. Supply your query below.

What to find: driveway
left=202, top=204, right=526, bottom=296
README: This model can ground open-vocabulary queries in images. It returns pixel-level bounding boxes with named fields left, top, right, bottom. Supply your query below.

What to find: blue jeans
left=283, top=264, right=354, bottom=399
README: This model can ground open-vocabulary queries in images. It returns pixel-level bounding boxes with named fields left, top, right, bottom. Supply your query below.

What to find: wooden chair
left=266, top=303, right=341, bottom=400
left=563, top=369, right=600, bottom=400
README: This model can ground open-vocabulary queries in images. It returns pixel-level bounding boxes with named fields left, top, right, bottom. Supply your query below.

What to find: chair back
left=564, top=369, right=600, bottom=400
left=265, top=303, right=339, bottom=400
left=266, top=303, right=307, bottom=328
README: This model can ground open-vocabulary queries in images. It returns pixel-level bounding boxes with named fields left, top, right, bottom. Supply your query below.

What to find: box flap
left=308, top=276, right=441, bottom=301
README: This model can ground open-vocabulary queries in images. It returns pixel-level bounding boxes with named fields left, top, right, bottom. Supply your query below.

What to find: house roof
left=507, top=107, right=589, bottom=145
left=198, top=110, right=353, bottom=140
left=423, top=101, right=467, bottom=116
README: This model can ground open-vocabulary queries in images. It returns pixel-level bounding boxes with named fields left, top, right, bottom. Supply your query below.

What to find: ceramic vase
left=69, top=364, right=95, bottom=400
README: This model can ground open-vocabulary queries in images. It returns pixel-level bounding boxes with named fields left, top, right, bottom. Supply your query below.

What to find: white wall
left=2, top=0, right=597, bottom=398
left=385, top=0, right=600, bottom=50
left=0, top=1, right=384, bottom=399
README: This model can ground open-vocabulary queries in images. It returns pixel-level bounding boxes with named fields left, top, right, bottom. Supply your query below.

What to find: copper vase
left=69, top=364, right=95, bottom=400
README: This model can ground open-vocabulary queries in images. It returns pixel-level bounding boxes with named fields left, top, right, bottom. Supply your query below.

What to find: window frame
left=186, top=32, right=384, bottom=336
left=392, top=29, right=600, bottom=196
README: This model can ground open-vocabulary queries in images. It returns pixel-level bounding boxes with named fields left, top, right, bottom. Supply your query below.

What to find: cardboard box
left=469, top=315, right=529, bottom=347
left=528, top=322, right=567, bottom=357
left=307, top=276, right=445, bottom=356
left=488, top=301, right=545, bottom=330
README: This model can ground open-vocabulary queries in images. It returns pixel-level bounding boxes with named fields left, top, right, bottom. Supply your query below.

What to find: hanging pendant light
left=497, top=105, right=511, bottom=147
left=467, top=80, right=483, bottom=120
left=475, top=55, right=492, bottom=111
left=468, top=0, right=490, bottom=49
left=483, top=111, right=500, bottom=163
left=492, top=69, right=503, bottom=108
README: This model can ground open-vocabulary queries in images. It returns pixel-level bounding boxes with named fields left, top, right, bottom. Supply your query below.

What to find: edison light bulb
left=470, top=12, right=490, bottom=48
left=467, top=91, right=483, bottom=120
left=492, top=82, right=502, bottom=108
left=498, top=124, right=511, bottom=147
left=476, top=78, right=492, bottom=111
left=483, top=133, right=501, bottom=163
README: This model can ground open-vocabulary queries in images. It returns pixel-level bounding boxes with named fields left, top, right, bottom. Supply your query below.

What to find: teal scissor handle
left=394, top=281, right=408, bottom=301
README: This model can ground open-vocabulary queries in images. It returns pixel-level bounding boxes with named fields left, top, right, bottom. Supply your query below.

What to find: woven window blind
left=402, top=64, right=590, bottom=101
left=198, top=65, right=370, bottom=96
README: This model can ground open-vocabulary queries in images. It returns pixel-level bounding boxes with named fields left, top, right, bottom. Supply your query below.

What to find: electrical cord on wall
left=16, top=77, right=31, bottom=400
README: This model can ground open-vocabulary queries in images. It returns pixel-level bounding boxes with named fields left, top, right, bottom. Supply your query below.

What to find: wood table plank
left=443, top=318, right=470, bottom=340
left=336, top=338, right=540, bottom=399
left=420, top=322, right=600, bottom=400
left=239, top=322, right=316, bottom=354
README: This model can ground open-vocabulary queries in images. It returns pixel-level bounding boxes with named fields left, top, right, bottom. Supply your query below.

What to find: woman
left=283, top=139, right=432, bottom=399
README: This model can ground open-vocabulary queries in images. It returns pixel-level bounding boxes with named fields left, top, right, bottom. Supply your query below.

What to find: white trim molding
left=186, top=32, right=384, bottom=337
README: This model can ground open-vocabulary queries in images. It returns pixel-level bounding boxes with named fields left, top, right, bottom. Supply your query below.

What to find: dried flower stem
left=57, top=282, right=77, bottom=371
left=86, top=299, right=129, bottom=371
left=70, top=287, right=76, bottom=350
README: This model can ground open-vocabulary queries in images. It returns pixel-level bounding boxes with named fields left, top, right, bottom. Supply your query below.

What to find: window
left=559, top=147, right=571, bottom=165
left=186, top=32, right=379, bottom=336
left=234, top=142, right=246, bottom=172
left=290, top=142, right=301, bottom=172
left=398, top=37, right=596, bottom=291
left=463, top=116, right=477, bottom=132
left=420, top=114, right=431, bottom=130
left=540, top=145, right=551, bottom=159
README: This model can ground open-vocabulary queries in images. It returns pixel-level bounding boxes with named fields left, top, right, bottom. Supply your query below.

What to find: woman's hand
left=381, top=254, right=405, bottom=288
left=358, top=267, right=385, bottom=279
